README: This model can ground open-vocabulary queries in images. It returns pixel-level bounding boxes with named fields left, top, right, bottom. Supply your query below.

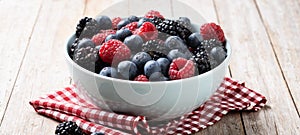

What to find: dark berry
left=156, top=19, right=192, bottom=42
left=210, top=46, right=227, bottom=65
left=156, top=58, right=170, bottom=77
left=144, top=60, right=161, bottom=78
left=95, top=15, right=112, bottom=30
left=123, top=35, right=143, bottom=54
left=177, top=17, right=195, bottom=32
left=149, top=72, right=168, bottom=81
left=117, top=61, right=138, bottom=80
left=128, top=15, right=139, bottom=22
left=131, top=52, right=152, bottom=70
left=75, top=17, right=92, bottom=38
left=91, top=132, right=105, bottom=135
left=165, top=36, right=187, bottom=51
left=77, top=38, right=95, bottom=49
left=80, top=19, right=101, bottom=39
left=167, top=49, right=187, bottom=61
left=142, top=39, right=169, bottom=55
left=201, top=38, right=223, bottom=52
left=192, top=46, right=211, bottom=74
left=99, top=67, right=118, bottom=78
left=137, top=17, right=151, bottom=28
left=187, top=33, right=203, bottom=48
left=117, top=19, right=131, bottom=30
left=116, top=29, right=132, bottom=41
left=105, top=34, right=118, bottom=42
left=147, top=51, right=167, bottom=60
left=55, top=121, right=83, bottom=135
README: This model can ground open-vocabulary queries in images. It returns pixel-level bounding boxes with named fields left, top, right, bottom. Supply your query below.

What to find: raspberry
left=169, top=58, right=195, bottom=80
left=112, top=17, right=122, bottom=30
left=99, top=39, right=131, bottom=64
left=134, top=75, right=149, bottom=82
left=200, top=23, right=225, bottom=42
left=91, top=30, right=116, bottom=45
left=145, top=10, right=164, bottom=19
left=124, top=22, right=138, bottom=32
left=136, top=22, right=158, bottom=41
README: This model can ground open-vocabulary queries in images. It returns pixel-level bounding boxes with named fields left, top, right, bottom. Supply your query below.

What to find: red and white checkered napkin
left=29, top=77, right=267, bottom=135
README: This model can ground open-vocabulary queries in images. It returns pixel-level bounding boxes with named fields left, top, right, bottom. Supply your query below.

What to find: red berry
left=124, top=22, right=138, bottom=32
left=136, top=22, right=158, bottom=41
left=200, top=23, right=225, bottom=42
left=99, top=39, right=131, bottom=64
left=144, top=10, right=164, bottom=19
left=91, top=30, right=116, bottom=45
left=112, top=17, right=122, bottom=30
left=134, top=75, right=149, bottom=82
left=169, top=58, right=195, bottom=80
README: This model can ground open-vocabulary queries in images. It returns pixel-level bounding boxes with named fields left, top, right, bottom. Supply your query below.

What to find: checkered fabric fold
left=29, top=77, right=267, bottom=135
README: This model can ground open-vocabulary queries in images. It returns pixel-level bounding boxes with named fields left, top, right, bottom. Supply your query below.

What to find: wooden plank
left=173, top=0, right=245, bottom=134
left=0, top=0, right=43, bottom=123
left=0, top=0, right=85, bottom=134
left=128, top=0, right=172, bottom=17
left=214, top=0, right=300, bottom=134
left=255, top=0, right=300, bottom=115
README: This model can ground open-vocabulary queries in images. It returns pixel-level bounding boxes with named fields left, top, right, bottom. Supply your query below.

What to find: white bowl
left=65, top=32, right=231, bottom=122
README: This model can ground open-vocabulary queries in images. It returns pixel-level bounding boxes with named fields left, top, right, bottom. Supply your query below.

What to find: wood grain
left=214, top=0, right=300, bottom=134
left=0, top=0, right=85, bottom=134
left=0, top=0, right=43, bottom=123
left=255, top=0, right=300, bottom=115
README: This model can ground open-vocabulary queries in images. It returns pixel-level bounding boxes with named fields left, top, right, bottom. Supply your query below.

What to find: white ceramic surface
left=64, top=31, right=231, bottom=121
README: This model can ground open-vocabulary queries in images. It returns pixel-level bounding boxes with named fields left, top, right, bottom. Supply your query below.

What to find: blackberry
left=192, top=46, right=211, bottom=74
left=80, top=19, right=101, bottom=39
left=176, top=19, right=195, bottom=33
left=73, top=41, right=99, bottom=73
left=147, top=51, right=167, bottom=60
left=156, top=19, right=192, bottom=42
left=55, top=121, right=84, bottom=135
left=75, top=17, right=92, bottom=38
left=150, top=17, right=164, bottom=26
left=200, top=38, right=223, bottom=52
left=70, top=38, right=79, bottom=59
left=142, top=39, right=169, bottom=55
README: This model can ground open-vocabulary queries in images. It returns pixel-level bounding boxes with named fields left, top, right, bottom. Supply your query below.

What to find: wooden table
left=0, top=0, right=299, bottom=134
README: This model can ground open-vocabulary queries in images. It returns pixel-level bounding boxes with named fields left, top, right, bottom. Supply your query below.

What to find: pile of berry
left=55, top=121, right=104, bottom=135
left=70, top=10, right=227, bottom=81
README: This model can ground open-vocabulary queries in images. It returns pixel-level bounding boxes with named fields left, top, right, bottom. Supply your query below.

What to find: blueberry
left=117, top=61, right=138, bottom=80
left=116, top=29, right=132, bottom=41
left=128, top=15, right=139, bottom=22
left=137, top=17, right=151, bottom=28
left=187, top=33, right=203, bottom=48
left=144, top=60, right=161, bottom=78
left=76, top=38, right=95, bottom=49
left=105, top=34, right=118, bottom=42
left=123, top=35, right=143, bottom=54
left=132, top=52, right=152, bottom=70
left=95, top=15, right=112, bottom=30
left=165, top=36, right=187, bottom=51
left=156, top=58, right=170, bottom=77
left=179, top=17, right=191, bottom=24
left=149, top=72, right=169, bottom=81
left=210, top=46, right=227, bottom=64
left=117, top=19, right=131, bottom=30
left=167, top=49, right=187, bottom=61
left=99, top=67, right=118, bottom=78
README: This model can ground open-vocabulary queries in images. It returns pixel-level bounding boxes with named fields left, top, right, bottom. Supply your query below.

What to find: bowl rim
left=64, top=34, right=231, bottom=84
